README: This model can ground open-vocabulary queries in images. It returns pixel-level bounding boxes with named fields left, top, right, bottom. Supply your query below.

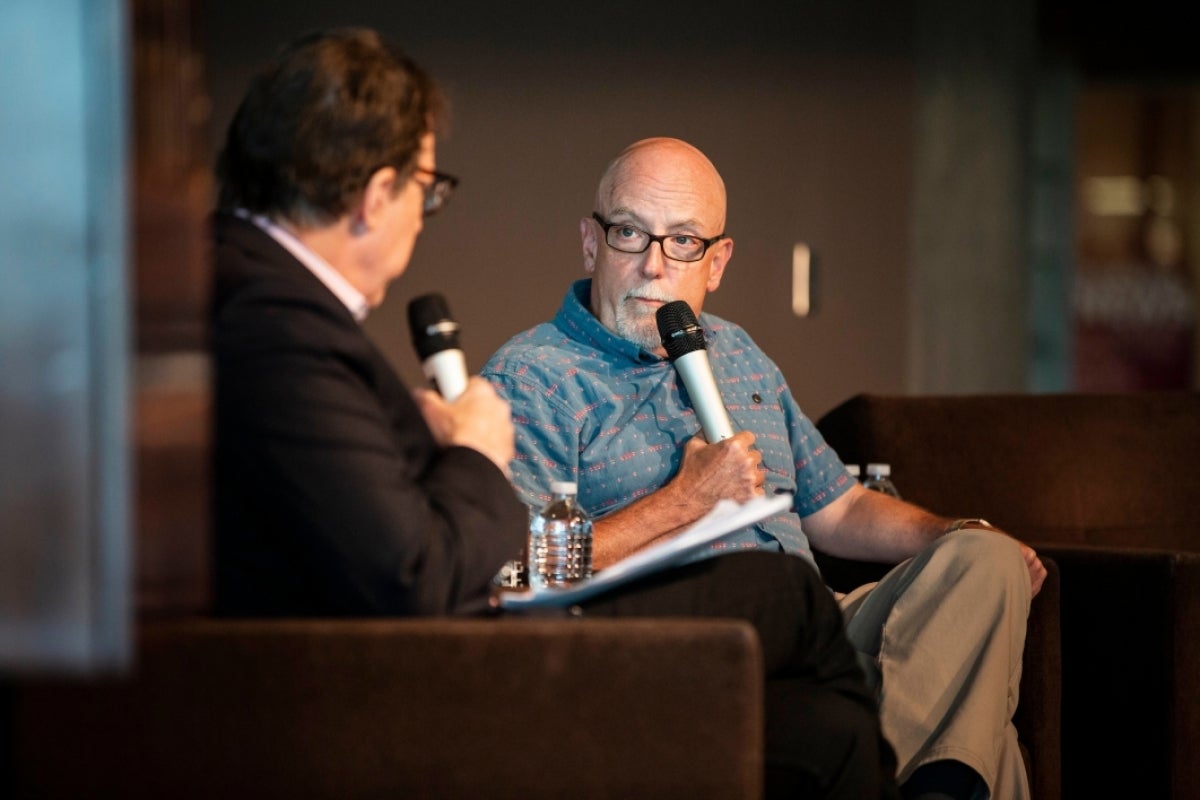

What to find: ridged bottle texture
left=528, top=481, right=594, bottom=589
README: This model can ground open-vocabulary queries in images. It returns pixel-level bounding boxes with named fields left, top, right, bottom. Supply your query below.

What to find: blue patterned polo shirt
left=482, top=279, right=853, bottom=567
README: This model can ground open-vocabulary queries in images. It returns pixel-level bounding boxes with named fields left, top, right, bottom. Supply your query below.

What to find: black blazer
left=211, top=213, right=526, bottom=616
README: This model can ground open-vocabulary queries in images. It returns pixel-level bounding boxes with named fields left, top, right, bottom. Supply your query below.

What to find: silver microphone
left=656, top=301, right=735, bottom=442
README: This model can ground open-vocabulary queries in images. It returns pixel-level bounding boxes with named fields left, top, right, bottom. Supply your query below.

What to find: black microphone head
left=407, top=293, right=461, bottom=360
left=656, top=300, right=706, bottom=361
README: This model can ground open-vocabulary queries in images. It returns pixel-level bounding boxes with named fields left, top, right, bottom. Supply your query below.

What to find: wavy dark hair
left=216, top=28, right=443, bottom=225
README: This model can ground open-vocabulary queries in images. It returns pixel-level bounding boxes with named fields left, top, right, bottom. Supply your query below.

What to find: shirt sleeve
left=780, top=382, right=855, bottom=516
left=483, top=360, right=584, bottom=513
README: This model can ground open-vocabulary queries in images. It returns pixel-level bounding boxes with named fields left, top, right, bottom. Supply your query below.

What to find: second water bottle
left=862, top=463, right=901, bottom=499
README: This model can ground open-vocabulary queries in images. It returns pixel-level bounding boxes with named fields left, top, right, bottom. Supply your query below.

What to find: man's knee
left=703, top=551, right=833, bottom=615
left=717, top=550, right=824, bottom=587
left=932, top=528, right=1029, bottom=600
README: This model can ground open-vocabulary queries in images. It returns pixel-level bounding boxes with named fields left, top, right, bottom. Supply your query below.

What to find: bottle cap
left=865, top=463, right=891, bottom=477
left=550, top=480, right=578, bottom=495
left=846, top=464, right=861, bottom=477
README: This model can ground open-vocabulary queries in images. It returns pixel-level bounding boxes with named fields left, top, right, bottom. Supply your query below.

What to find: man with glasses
left=211, top=28, right=525, bottom=617
left=483, top=137, right=1044, bottom=800
left=211, top=31, right=904, bottom=799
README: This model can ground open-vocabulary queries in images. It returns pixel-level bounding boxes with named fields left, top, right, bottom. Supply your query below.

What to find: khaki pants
left=837, top=530, right=1032, bottom=800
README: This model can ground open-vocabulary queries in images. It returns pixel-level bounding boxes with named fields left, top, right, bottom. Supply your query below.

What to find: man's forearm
left=806, top=484, right=951, bottom=564
left=587, top=432, right=767, bottom=569
left=591, top=482, right=714, bottom=569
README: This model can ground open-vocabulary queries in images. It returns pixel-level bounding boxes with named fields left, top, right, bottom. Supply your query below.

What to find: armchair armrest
left=9, top=617, right=763, bottom=799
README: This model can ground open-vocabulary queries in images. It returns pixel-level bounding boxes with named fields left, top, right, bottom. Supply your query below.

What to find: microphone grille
left=407, top=293, right=461, bottom=358
left=408, top=292, right=450, bottom=333
left=656, top=301, right=706, bottom=361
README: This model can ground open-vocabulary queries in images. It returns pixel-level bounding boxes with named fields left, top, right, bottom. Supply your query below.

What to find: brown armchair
left=817, top=391, right=1200, bottom=800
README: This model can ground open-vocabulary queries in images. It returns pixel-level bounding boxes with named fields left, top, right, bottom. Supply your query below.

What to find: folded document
left=498, top=492, right=793, bottom=610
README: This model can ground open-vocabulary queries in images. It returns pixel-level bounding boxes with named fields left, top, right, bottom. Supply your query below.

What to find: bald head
left=581, top=137, right=735, bottom=355
left=594, top=137, right=727, bottom=230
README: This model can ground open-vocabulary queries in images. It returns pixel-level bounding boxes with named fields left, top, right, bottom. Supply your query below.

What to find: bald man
left=484, top=138, right=1045, bottom=800
left=214, top=38, right=897, bottom=796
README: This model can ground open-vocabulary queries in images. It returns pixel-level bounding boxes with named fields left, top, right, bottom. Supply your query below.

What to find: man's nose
left=639, top=240, right=668, bottom=278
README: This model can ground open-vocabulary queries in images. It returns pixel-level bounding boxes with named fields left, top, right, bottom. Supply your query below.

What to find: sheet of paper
left=498, top=492, right=793, bottom=610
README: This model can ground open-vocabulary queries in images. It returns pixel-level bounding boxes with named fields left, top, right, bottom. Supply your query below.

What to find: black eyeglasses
left=414, top=167, right=459, bottom=217
left=592, top=212, right=726, bottom=263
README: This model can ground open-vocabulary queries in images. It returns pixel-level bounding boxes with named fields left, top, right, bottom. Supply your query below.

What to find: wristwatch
left=944, top=518, right=998, bottom=534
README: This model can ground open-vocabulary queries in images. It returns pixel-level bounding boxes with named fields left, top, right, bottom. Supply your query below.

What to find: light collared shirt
left=482, top=279, right=854, bottom=568
left=237, top=209, right=370, bottom=322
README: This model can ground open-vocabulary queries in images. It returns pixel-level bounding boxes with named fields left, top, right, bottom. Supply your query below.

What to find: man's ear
left=580, top=216, right=598, bottom=273
left=357, top=166, right=400, bottom=233
left=705, top=237, right=734, bottom=292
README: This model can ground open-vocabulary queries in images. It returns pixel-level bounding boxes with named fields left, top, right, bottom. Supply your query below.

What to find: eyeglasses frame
left=591, top=212, right=726, bottom=263
left=413, top=167, right=459, bottom=217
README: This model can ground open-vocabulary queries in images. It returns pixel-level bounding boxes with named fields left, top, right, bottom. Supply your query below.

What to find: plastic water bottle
left=846, top=464, right=861, bottom=481
left=528, top=481, right=594, bottom=589
left=862, top=463, right=901, bottom=499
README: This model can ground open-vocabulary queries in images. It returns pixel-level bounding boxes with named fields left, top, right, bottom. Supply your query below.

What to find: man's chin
left=614, top=322, right=661, bottom=351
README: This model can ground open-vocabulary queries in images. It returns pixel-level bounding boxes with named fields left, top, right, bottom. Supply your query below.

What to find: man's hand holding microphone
left=657, top=300, right=765, bottom=507
left=409, top=293, right=514, bottom=477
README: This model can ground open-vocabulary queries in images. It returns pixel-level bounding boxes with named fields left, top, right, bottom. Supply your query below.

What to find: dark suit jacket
left=211, top=212, right=526, bottom=616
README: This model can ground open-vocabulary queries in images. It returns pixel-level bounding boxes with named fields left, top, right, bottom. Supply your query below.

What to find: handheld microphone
left=407, top=293, right=469, bottom=401
left=656, top=300, right=735, bottom=442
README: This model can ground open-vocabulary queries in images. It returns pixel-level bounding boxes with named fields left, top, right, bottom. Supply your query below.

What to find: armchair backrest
left=817, top=392, right=1200, bottom=551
